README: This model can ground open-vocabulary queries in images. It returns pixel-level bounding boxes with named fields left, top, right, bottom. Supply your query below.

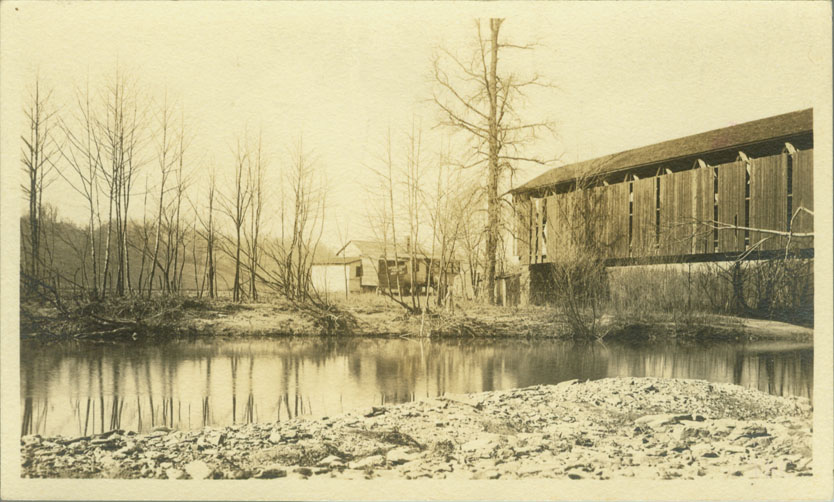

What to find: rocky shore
left=21, top=377, right=812, bottom=480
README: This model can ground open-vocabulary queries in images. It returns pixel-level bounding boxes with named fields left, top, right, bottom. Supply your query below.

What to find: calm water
left=20, top=337, right=813, bottom=437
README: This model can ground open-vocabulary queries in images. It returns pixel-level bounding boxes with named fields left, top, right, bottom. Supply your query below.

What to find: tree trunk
left=485, top=18, right=502, bottom=305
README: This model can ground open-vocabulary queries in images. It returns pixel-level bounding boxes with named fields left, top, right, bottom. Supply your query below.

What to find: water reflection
left=20, top=337, right=813, bottom=437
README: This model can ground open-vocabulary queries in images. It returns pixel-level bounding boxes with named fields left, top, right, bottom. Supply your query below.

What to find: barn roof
left=512, top=108, right=813, bottom=195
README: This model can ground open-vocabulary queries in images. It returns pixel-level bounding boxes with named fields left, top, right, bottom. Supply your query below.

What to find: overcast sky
left=1, top=1, right=830, bottom=248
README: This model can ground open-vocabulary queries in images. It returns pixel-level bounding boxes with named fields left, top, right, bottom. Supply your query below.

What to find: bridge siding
left=750, top=155, right=788, bottom=251
left=718, top=161, right=747, bottom=253
left=520, top=150, right=813, bottom=264
left=792, top=150, right=814, bottom=249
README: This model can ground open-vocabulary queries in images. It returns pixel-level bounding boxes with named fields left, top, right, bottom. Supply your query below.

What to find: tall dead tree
left=168, top=113, right=190, bottom=293
left=219, top=139, right=251, bottom=302
left=433, top=18, right=554, bottom=304
left=99, top=69, right=144, bottom=297
left=147, top=93, right=178, bottom=297
left=246, top=133, right=266, bottom=301
left=403, top=120, right=424, bottom=310
left=21, top=77, right=58, bottom=287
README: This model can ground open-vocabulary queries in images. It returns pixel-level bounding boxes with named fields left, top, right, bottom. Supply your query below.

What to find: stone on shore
left=20, top=377, right=812, bottom=481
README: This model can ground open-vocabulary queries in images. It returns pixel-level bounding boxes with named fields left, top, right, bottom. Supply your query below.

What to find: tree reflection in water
left=20, top=337, right=812, bottom=436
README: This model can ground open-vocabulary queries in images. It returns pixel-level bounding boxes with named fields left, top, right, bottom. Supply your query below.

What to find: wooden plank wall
left=607, top=182, right=630, bottom=258
left=660, top=170, right=695, bottom=255
left=534, top=198, right=544, bottom=263
left=545, top=191, right=573, bottom=260
left=632, top=177, right=657, bottom=256
left=691, top=167, right=714, bottom=254
left=515, top=197, right=531, bottom=265
left=792, top=150, right=814, bottom=249
left=597, top=184, right=625, bottom=258
left=717, top=161, right=747, bottom=253
left=750, top=154, right=787, bottom=251
left=519, top=150, right=813, bottom=264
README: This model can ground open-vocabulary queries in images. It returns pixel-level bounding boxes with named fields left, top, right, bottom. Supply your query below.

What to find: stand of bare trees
left=366, top=125, right=481, bottom=314
left=254, top=139, right=328, bottom=304
left=366, top=127, right=421, bottom=313
left=54, top=70, right=147, bottom=299
left=19, top=65, right=356, bottom=343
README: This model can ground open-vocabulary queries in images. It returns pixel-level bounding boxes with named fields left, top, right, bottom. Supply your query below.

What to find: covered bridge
left=511, top=108, right=814, bottom=270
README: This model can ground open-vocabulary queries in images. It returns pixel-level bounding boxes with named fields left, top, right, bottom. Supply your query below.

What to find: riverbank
left=19, top=296, right=813, bottom=342
left=21, top=377, right=812, bottom=480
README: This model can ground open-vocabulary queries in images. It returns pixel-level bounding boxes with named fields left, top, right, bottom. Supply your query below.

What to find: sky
left=1, top=1, right=831, bottom=250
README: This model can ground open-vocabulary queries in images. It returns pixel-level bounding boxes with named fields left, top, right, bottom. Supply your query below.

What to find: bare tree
left=191, top=166, right=218, bottom=298
left=365, top=129, right=414, bottom=312
left=167, top=112, right=191, bottom=293
left=425, top=153, right=478, bottom=308
left=21, top=76, right=58, bottom=288
left=219, top=138, right=251, bottom=302
left=261, top=138, right=327, bottom=302
left=245, top=132, right=266, bottom=301
left=433, top=18, right=555, bottom=304
left=147, top=92, right=178, bottom=297
left=98, top=68, right=145, bottom=297
left=402, top=120, right=425, bottom=311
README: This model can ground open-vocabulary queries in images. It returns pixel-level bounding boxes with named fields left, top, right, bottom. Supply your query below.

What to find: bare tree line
left=20, top=70, right=330, bottom=310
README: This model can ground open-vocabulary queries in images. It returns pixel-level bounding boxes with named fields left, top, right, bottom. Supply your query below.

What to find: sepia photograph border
left=1, top=2, right=832, bottom=500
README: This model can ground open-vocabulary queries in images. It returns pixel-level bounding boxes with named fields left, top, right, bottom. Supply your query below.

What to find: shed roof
left=336, top=239, right=458, bottom=262
left=312, top=257, right=362, bottom=266
left=337, top=240, right=411, bottom=258
left=512, top=108, right=812, bottom=194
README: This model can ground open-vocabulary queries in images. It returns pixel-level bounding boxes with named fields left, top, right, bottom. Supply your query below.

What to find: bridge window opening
left=356, top=265, right=362, bottom=277
left=655, top=177, right=661, bottom=246
left=744, top=163, right=751, bottom=248
left=527, top=200, right=533, bottom=264
left=533, top=206, right=539, bottom=264
left=786, top=153, right=794, bottom=231
left=541, top=198, right=548, bottom=261
left=713, top=167, right=719, bottom=253
left=628, top=179, right=634, bottom=255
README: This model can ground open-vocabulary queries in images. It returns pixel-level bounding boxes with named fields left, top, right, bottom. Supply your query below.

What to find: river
left=20, top=337, right=813, bottom=437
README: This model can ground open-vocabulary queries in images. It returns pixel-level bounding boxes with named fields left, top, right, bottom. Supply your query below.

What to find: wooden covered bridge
left=511, top=109, right=814, bottom=270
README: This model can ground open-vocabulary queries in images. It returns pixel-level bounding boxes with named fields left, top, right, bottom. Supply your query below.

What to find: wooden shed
left=336, top=240, right=460, bottom=295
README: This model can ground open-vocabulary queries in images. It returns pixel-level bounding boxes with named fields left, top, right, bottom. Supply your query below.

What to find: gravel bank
left=21, top=377, right=812, bottom=480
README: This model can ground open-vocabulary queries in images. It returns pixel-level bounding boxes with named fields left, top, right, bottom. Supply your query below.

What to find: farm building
left=310, top=257, right=363, bottom=297
left=313, top=240, right=460, bottom=295
left=507, top=108, right=814, bottom=305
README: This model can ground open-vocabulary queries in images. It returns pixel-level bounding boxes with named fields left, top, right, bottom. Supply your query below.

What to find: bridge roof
left=512, top=108, right=813, bottom=195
